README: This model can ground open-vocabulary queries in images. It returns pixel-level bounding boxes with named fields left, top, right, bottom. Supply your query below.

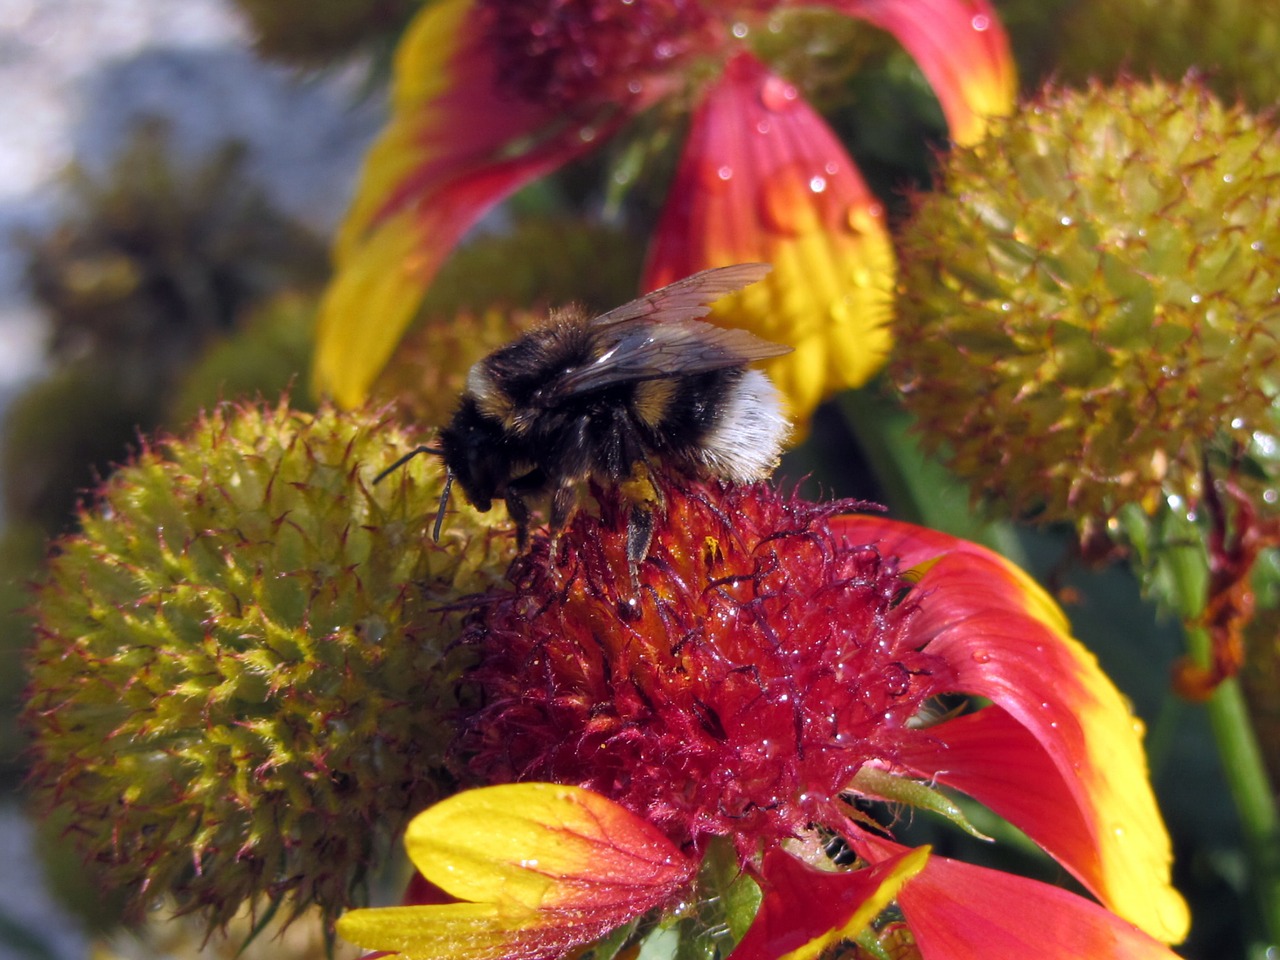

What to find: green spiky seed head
left=892, top=78, right=1280, bottom=529
left=23, top=400, right=516, bottom=931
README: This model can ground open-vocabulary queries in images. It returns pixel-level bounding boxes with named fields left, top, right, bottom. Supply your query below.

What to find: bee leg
left=625, top=504, right=654, bottom=572
left=549, top=482, right=578, bottom=534
left=504, top=491, right=532, bottom=550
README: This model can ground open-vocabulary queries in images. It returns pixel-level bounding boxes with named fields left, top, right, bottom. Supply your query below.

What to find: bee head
left=436, top=401, right=511, bottom=514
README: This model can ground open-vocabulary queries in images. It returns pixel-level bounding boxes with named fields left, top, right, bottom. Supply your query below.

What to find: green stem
left=1183, top=623, right=1280, bottom=948
left=836, top=389, right=1030, bottom=567
left=1209, top=684, right=1280, bottom=946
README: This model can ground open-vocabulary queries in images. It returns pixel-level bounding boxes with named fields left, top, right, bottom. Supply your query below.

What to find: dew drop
left=1231, top=416, right=1245, bottom=429
left=627, top=79, right=643, bottom=95
left=756, top=119, right=772, bottom=135
left=845, top=204, right=878, bottom=234
left=1265, top=489, right=1278, bottom=505
left=718, top=164, right=734, bottom=181
left=759, top=168, right=821, bottom=235
left=519, top=858, right=540, bottom=868
left=1252, top=240, right=1265, bottom=251
left=824, top=161, right=839, bottom=176
left=971, top=649, right=992, bottom=664
left=732, top=20, right=749, bottom=38
left=1190, top=293, right=1202, bottom=304
left=809, top=175, right=827, bottom=193
left=579, top=126, right=597, bottom=143
left=760, top=75, right=799, bottom=112
left=1059, top=215, right=1073, bottom=226
left=1223, top=172, right=1234, bottom=183
left=971, top=13, right=991, bottom=30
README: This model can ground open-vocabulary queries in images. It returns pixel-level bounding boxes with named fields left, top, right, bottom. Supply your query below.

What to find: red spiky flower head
left=339, top=482, right=1189, bottom=960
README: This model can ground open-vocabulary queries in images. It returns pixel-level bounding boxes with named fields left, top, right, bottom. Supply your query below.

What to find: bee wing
left=590, top=263, right=774, bottom=330
left=551, top=317, right=792, bottom=399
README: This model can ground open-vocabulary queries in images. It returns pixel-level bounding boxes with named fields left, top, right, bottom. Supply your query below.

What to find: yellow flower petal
left=645, top=55, right=895, bottom=427
left=314, top=0, right=613, bottom=406
left=338, top=784, right=695, bottom=960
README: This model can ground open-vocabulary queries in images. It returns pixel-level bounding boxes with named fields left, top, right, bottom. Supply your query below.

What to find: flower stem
left=1183, top=624, right=1280, bottom=948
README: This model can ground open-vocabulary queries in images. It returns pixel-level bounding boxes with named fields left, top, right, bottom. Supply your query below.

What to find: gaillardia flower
left=314, top=0, right=1016, bottom=419
left=338, top=482, right=1189, bottom=959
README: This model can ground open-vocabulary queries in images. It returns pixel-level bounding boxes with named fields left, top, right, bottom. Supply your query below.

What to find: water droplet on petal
left=579, top=126, right=597, bottom=143
left=972, top=13, right=990, bottom=30
left=759, top=74, right=799, bottom=112
left=759, top=168, right=820, bottom=236
left=845, top=203, right=880, bottom=235
left=732, top=21, right=749, bottom=38
left=756, top=119, right=772, bottom=135
left=809, top=175, right=827, bottom=193
left=971, top=649, right=992, bottom=664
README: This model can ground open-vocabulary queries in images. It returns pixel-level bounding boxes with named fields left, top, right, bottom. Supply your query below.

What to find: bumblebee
left=381, top=263, right=792, bottom=563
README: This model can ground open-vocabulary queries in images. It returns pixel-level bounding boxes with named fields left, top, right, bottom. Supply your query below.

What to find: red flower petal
left=888, top=844, right=1185, bottom=960
left=728, top=846, right=928, bottom=960
left=315, top=0, right=641, bottom=406
left=832, top=516, right=1189, bottom=944
left=643, top=52, right=896, bottom=422
left=822, top=0, right=1016, bottom=144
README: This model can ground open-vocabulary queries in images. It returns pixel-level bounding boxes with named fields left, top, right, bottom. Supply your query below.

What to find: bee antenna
left=373, top=445, right=443, bottom=485
left=432, top=472, right=454, bottom=542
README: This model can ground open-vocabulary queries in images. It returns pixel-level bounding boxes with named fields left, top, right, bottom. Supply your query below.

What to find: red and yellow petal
left=337, top=784, right=695, bottom=960
left=832, top=516, right=1189, bottom=945
left=314, top=0, right=632, bottom=407
left=888, top=844, right=1185, bottom=960
left=729, top=846, right=928, bottom=960
left=825, top=0, right=1017, bottom=145
left=643, top=53, right=896, bottom=426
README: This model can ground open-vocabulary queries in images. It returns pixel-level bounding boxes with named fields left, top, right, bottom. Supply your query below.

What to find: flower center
left=459, top=482, right=953, bottom=855
left=478, top=0, right=716, bottom=108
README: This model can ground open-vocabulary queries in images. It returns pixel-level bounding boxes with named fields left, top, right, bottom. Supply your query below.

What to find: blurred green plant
left=232, top=0, right=423, bottom=67
left=11, top=119, right=328, bottom=531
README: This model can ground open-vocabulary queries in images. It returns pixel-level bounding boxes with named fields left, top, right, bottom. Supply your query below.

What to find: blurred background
left=0, top=2, right=382, bottom=956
